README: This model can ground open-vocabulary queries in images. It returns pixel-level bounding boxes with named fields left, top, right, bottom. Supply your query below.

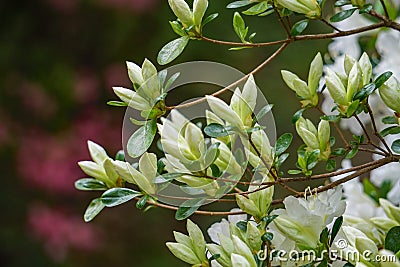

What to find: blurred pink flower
left=18, top=81, right=57, bottom=119
left=45, top=0, right=78, bottom=12
left=17, top=110, right=120, bottom=195
left=28, top=204, right=101, bottom=262
left=74, top=68, right=100, bottom=104
left=99, top=0, right=158, bottom=13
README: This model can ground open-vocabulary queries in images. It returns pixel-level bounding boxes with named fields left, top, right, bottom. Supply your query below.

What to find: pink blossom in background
left=99, top=0, right=158, bottom=13
left=17, top=110, right=120, bottom=195
left=104, top=63, right=132, bottom=90
left=28, top=204, right=101, bottom=262
left=74, top=68, right=100, bottom=104
left=45, top=0, right=78, bottom=12
left=18, top=81, right=57, bottom=119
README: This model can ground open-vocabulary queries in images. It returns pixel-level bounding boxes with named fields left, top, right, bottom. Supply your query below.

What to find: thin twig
left=166, top=42, right=289, bottom=110
left=320, top=18, right=342, bottom=32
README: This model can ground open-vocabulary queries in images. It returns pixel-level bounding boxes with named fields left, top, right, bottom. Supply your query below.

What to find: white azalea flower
left=207, top=208, right=246, bottom=244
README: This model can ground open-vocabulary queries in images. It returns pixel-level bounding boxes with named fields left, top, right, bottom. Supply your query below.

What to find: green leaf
left=378, top=180, right=392, bottom=199
left=380, top=126, right=400, bottom=137
left=202, top=13, right=219, bottom=28
left=227, top=0, right=252, bottom=9
left=321, top=115, right=341, bottom=122
left=352, top=83, right=376, bottom=101
left=375, top=71, right=393, bottom=88
left=332, top=148, right=346, bottom=156
left=154, top=172, right=183, bottom=184
left=75, top=178, right=108, bottom=191
left=307, top=150, right=320, bottom=169
left=326, top=159, right=336, bottom=171
left=157, top=36, right=190, bottom=65
left=320, top=227, right=329, bottom=244
left=210, top=164, right=222, bottom=177
left=204, top=123, right=233, bottom=137
left=382, top=116, right=398, bottom=125
left=346, top=146, right=359, bottom=159
left=275, top=133, right=293, bottom=156
left=175, top=198, right=205, bottom=220
left=261, top=232, right=274, bottom=242
left=242, top=2, right=270, bottom=16
left=115, top=150, right=125, bottom=161
left=258, top=9, right=274, bottom=16
left=334, top=0, right=351, bottom=7
left=107, top=101, right=127, bottom=107
left=163, top=72, right=180, bottom=93
left=290, top=19, right=309, bottom=36
left=169, top=21, right=187, bottom=37
left=276, top=153, right=289, bottom=168
left=330, top=8, right=357, bottom=22
left=236, top=221, right=248, bottom=231
left=385, top=226, right=400, bottom=254
left=204, top=142, right=221, bottom=167
left=330, top=216, right=343, bottom=245
left=136, top=195, right=150, bottom=209
left=253, top=104, right=274, bottom=125
left=347, top=100, right=359, bottom=117
left=101, top=188, right=142, bottom=207
left=391, top=139, right=400, bottom=154
left=84, top=198, right=105, bottom=222
left=292, top=109, right=306, bottom=124
left=363, top=178, right=379, bottom=202
left=359, top=4, right=373, bottom=14
left=288, top=169, right=302, bottom=175
left=233, top=12, right=248, bottom=42
left=262, top=214, right=278, bottom=225
left=127, top=119, right=157, bottom=158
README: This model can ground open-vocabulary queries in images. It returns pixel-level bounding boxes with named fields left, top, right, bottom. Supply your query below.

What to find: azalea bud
left=126, top=61, right=143, bottom=86
left=112, top=87, right=150, bottom=111
left=370, top=217, right=400, bottom=232
left=326, top=68, right=348, bottom=105
left=168, top=0, right=193, bottom=27
left=246, top=222, right=262, bottom=252
left=88, top=140, right=109, bottom=165
left=296, top=117, right=319, bottom=149
left=276, top=0, right=321, bottom=19
left=141, top=59, right=160, bottom=100
left=193, top=0, right=208, bottom=26
left=379, top=198, right=400, bottom=223
left=231, top=253, right=251, bottom=267
left=359, top=52, right=372, bottom=85
left=232, top=235, right=258, bottom=266
left=344, top=54, right=357, bottom=76
left=308, top=52, right=323, bottom=94
left=166, top=242, right=200, bottom=265
left=186, top=219, right=208, bottom=262
left=346, top=63, right=362, bottom=101
left=379, top=77, right=400, bottom=114
left=236, top=194, right=260, bottom=219
left=273, top=215, right=319, bottom=249
left=317, top=120, right=330, bottom=151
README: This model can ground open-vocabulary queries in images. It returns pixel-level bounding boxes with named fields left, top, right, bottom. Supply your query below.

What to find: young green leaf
left=75, top=178, right=108, bottom=191
left=292, top=109, right=306, bottom=124
left=204, top=123, right=233, bottom=137
left=380, top=126, right=400, bottom=137
left=330, top=216, right=343, bottom=245
left=169, top=21, right=187, bottom=37
left=175, top=198, right=205, bottom=220
left=346, top=146, right=359, bottom=159
left=382, top=116, right=398, bottom=125
left=242, top=2, right=270, bottom=16
left=101, top=188, right=142, bottom=207
left=290, top=19, right=309, bottom=36
left=330, top=8, right=357, bottom=22
left=385, top=226, right=400, bottom=254
left=202, top=13, right=219, bottom=28
left=253, top=104, right=274, bottom=124
left=374, top=71, right=393, bottom=88
left=233, top=12, right=248, bottom=42
left=391, top=139, right=400, bottom=154
left=84, top=198, right=106, bottom=222
left=107, top=101, right=128, bottom=107
left=275, top=133, right=293, bottom=156
left=320, top=115, right=341, bottom=122
left=332, top=148, right=346, bottom=156
left=326, top=158, right=336, bottom=171
left=227, top=0, right=252, bottom=9
left=157, top=36, right=190, bottom=65
left=334, top=0, right=351, bottom=6
left=127, top=119, right=157, bottom=158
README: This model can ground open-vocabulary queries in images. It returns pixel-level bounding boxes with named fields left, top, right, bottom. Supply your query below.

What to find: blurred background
left=0, top=0, right=331, bottom=266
